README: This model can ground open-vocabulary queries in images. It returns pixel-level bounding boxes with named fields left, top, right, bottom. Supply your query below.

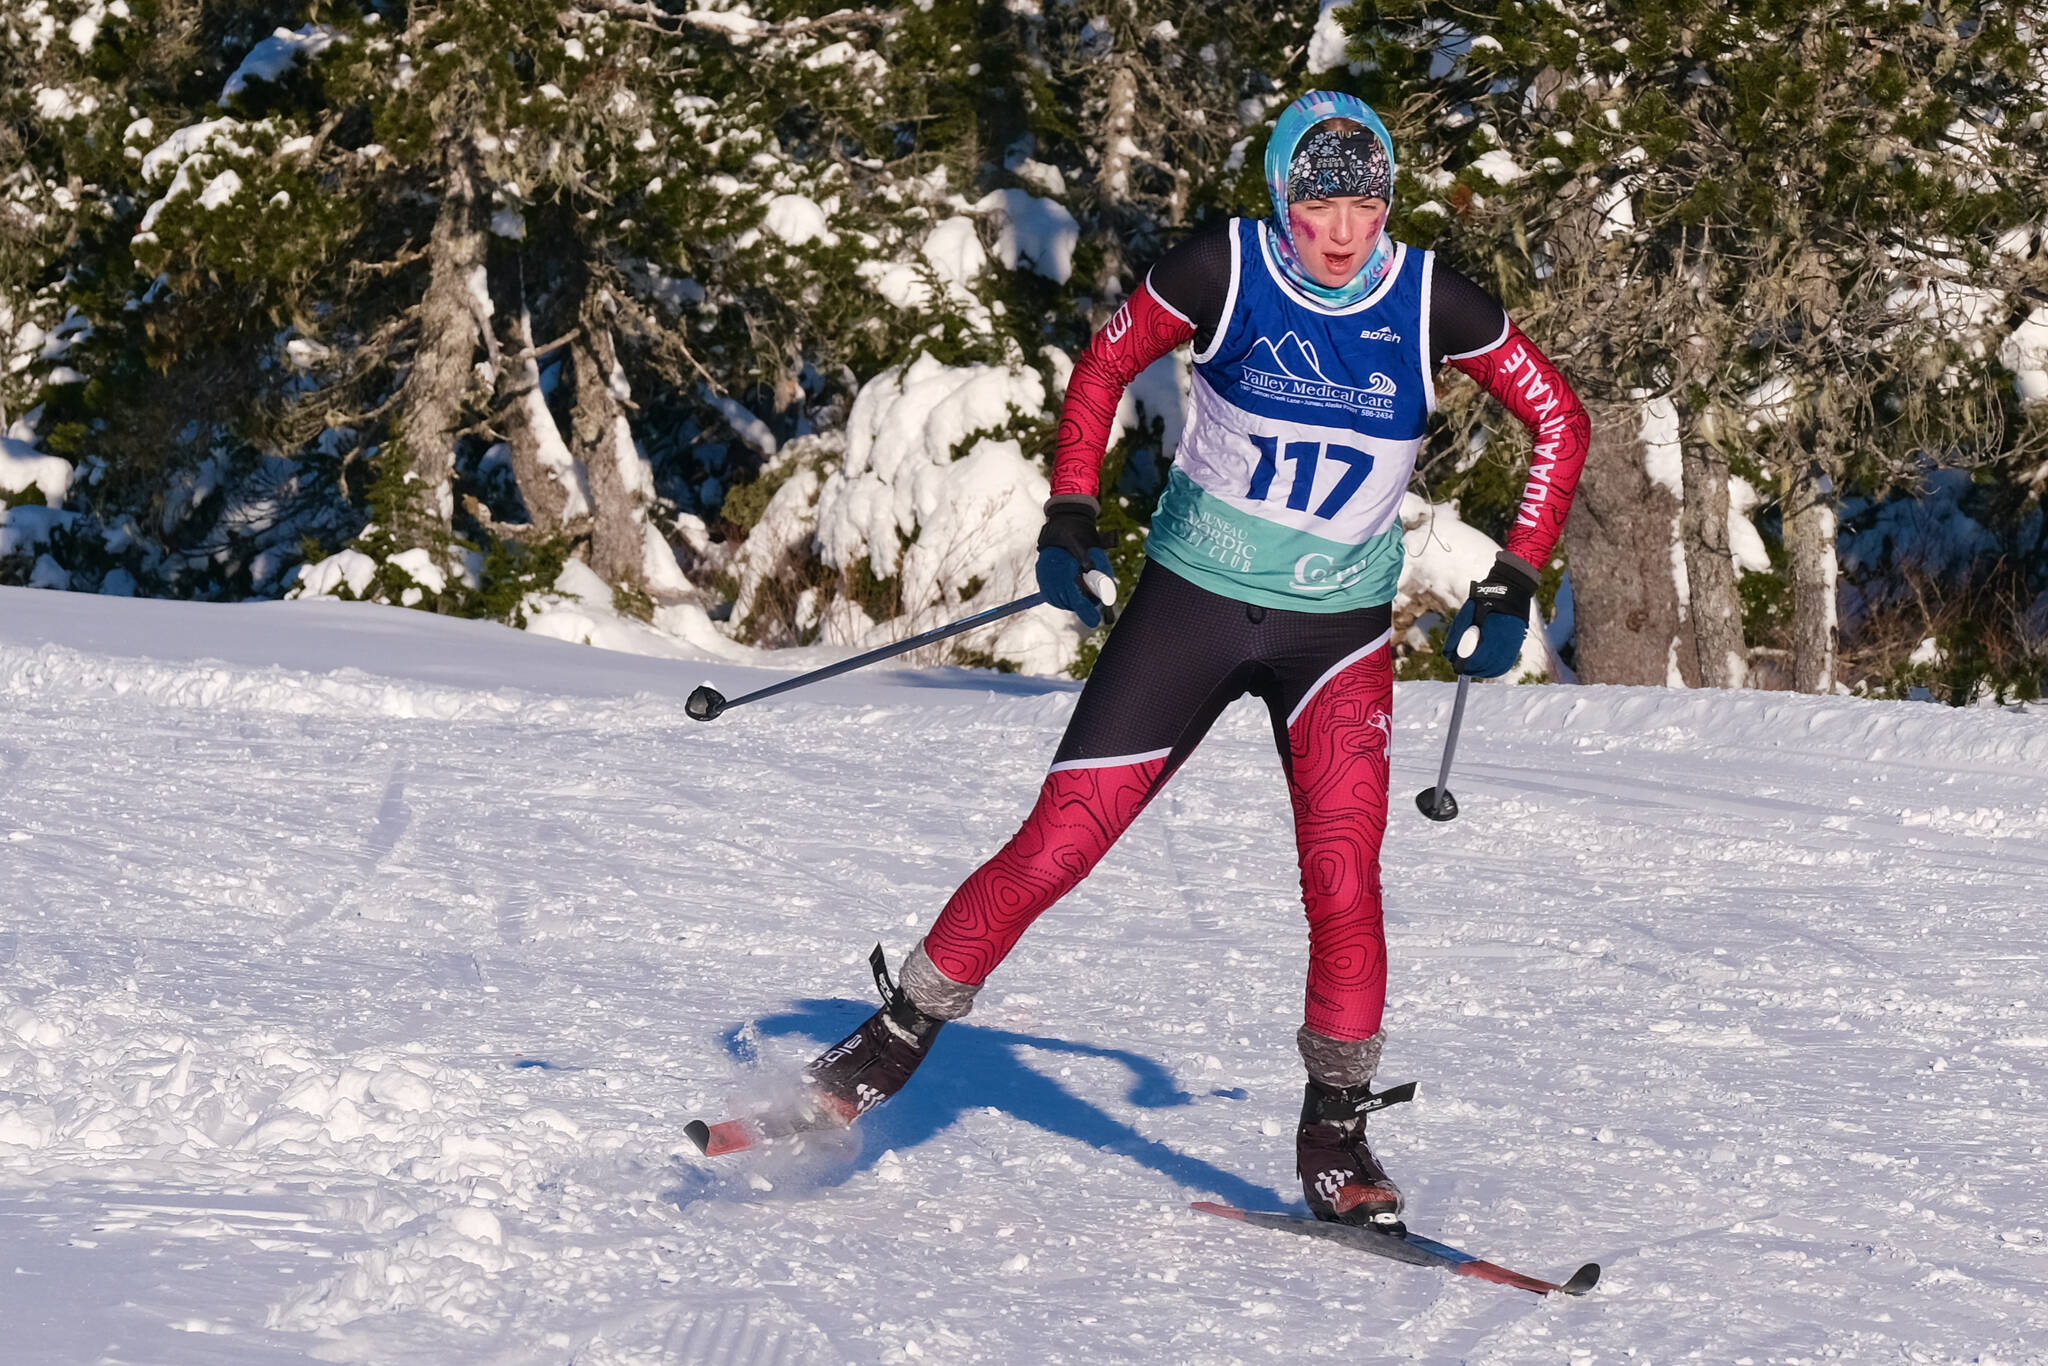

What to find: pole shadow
left=729, top=997, right=1285, bottom=1213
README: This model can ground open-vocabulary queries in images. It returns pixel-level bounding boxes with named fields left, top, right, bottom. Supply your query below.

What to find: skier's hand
left=1445, top=554, right=1539, bottom=678
left=1036, top=496, right=1117, bottom=628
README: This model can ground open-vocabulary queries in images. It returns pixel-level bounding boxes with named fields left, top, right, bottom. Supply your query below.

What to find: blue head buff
left=1263, top=91, right=1398, bottom=307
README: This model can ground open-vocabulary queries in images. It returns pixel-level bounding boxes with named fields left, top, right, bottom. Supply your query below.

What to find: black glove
left=1445, top=554, right=1538, bottom=678
left=1036, top=496, right=1115, bottom=628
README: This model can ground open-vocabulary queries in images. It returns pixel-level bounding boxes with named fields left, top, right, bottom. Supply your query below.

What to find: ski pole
left=1414, top=672, right=1471, bottom=822
left=684, top=572, right=1115, bottom=722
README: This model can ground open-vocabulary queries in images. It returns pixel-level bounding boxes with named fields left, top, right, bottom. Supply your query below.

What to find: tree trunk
left=1565, top=402, right=1689, bottom=686
left=1785, top=449, right=1840, bottom=693
left=1093, top=60, right=1138, bottom=304
left=1677, top=415, right=1747, bottom=688
left=495, top=266, right=587, bottom=529
left=570, top=285, right=688, bottom=600
left=393, top=135, right=488, bottom=542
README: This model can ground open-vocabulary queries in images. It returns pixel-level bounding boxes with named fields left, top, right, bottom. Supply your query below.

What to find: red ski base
left=684, top=1092, right=860, bottom=1157
left=1192, top=1201, right=1599, bottom=1297
left=684, top=1119, right=757, bottom=1157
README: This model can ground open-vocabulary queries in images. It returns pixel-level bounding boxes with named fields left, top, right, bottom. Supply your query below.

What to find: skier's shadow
left=739, top=998, right=1285, bottom=1211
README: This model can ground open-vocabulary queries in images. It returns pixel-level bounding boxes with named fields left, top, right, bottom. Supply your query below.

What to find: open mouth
left=1319, top=251, right=1356, bottom=273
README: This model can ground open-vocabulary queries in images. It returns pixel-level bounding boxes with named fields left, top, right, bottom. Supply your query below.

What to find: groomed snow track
left=1, top=586, right=2044, bottom=1364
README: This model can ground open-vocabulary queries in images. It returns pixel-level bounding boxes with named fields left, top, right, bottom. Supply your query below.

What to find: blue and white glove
left=1035, top=496, right=1117, bottom=629
left=1445, top=554, right=1540, bottom=678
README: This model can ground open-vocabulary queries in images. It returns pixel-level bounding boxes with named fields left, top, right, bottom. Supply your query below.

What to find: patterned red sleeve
left=1446, top=322, right=1592, bottom=570
left=1049, top=283, right=1196, bottom=500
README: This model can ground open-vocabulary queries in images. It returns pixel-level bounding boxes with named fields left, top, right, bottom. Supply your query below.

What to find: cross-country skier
left=799, top=91, right=1592, bottom=1227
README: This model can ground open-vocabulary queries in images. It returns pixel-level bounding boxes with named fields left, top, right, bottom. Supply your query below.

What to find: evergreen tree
left=1347, top=0, right=2048, bottom=692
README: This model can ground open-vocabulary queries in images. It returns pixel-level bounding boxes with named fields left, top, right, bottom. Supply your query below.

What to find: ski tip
left=683, top=1119, right=712, bottom=1155
left=1559, top=1262, right=1602, bottom=1296
left=1190, top=1201, right=1247, bottom=1222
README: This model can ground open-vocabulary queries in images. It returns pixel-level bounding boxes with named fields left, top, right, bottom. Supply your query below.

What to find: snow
left=2002, top=306, right=2048, bottom=404
left=0, top=435, right=73, bottom=504
left=1306, top=0, right=1356, bottom=74
left=701, top=385, right=778, bottom=457
left=727, top=446, right=831, bottom=635
left=3, top=584, right=2048, bottom=1360
left=0, top=505, right=75, bottom=558
left=1886, top=278, right=2005, bottom=339
left=918, top=217, right=985, bottom=289
left=683, top=5, right=761, bottom=39
left=33, top=84, right=101, bottom=120
left=283, top=336, right=330, bottom=370
left=292, top=548, right=377, bottom=599
left=974, top=189, right=1080, bottom=285
left=1728, top=475, right=1770, bottom=574
left=1123, top=348, right=1189, bottom=456
left=139, top=119, right=249, bottom=185
left=1636, top=395, right=1692, bottom=621
left=1398, top=493, right=1561, bottom=680
left=196, top=168, right=242, bottom=211
left=387, top=547, right=448, bottom=596
left=219, top=25, right=343, bottom=105
left=1592, top=178, right=1635, bottom=237
left=812, top=354, right=1070, bottom=667
left=1010, top=158, right=1067, bottom=196
left=517, top=557, right=750, bottom=663
left=760, top=193, right=838, bottom=248
left=1468, top=149, right=1530, bottom=186
left=134, top=119, right=259, bottom=239
left=868, top=219, right=998, bottom=332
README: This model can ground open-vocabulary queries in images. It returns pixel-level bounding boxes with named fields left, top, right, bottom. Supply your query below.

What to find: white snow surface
left=811, top=353, right=1073, bottom=671
left=0, top=435, right=73, bottom=504
left=1468, top=150, right=1530, bottom=187
left=2002, top=306, right=2048, bottom=404
left=761, top=194, right=838, bottom=248
left=3, top=586, right=2048, bottom=1362
left=219, top=25, right=343, bottom=105
left=1306, top=0, right=1355, bottom=74
left=973, top=189, right=1080, bottom=285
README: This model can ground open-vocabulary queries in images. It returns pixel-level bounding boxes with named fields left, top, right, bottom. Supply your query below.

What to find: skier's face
left=1288, top=197, right=1389, bottom=288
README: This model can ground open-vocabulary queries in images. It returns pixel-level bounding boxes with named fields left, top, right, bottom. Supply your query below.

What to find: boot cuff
left=901, top=939, right=981, bottom=1021
left=1297, top=1025, right=1385, bottom=1089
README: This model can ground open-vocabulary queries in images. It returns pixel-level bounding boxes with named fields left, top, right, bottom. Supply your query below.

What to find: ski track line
left=661, top=1301, right=837, bottom=1366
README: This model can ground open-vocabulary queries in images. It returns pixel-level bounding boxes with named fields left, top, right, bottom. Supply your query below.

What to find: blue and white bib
left=1147, top=218, right=1436, bottom=612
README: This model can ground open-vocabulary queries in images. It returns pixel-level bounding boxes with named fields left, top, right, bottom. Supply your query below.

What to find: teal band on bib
left=1146, top=468, right=1404, bottom=612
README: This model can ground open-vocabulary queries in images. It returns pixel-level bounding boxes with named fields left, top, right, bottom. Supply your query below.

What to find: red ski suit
left=922, top=230, right=1588, bottom=1041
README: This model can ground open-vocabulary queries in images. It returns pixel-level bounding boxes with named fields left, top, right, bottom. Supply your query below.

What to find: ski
left=687, top=946, right=943, bottom=1159
left=683, top=1091, right=858, bottom=1157
left=1191, top=1202, right=1599, bottom=1297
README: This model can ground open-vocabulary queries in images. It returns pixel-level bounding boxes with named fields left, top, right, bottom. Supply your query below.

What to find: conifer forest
left=6, top=0, right=2046, bottom=699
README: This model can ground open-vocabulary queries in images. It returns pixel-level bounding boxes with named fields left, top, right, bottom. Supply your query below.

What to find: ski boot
left=1297, top=1078, right=1407, bottom=1229
left=802, top=945, right=947, bottom=1125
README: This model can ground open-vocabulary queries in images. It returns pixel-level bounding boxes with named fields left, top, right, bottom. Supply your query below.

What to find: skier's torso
left=1147, top=218, right=1434, bottom=613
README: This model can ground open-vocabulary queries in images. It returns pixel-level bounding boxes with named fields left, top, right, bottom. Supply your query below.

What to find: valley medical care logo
left=1241, top=331, right=1397, bottom=418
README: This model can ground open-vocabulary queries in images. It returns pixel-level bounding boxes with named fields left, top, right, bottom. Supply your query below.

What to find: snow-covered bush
left=724, top=355, right=1086, bottom=674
